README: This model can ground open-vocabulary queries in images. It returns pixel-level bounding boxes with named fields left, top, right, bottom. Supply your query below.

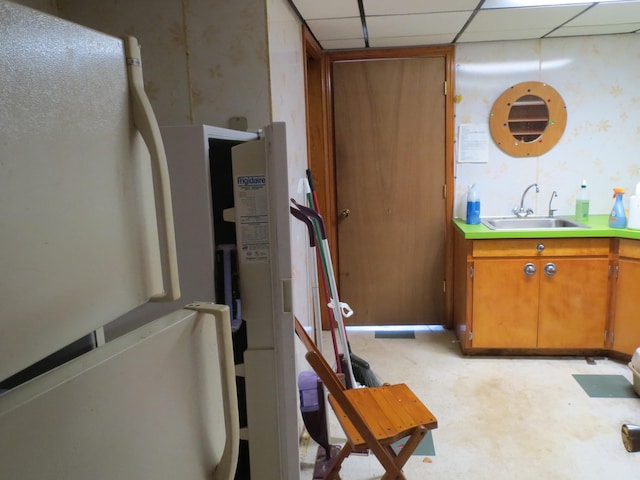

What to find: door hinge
left=468, top=330, right=473, bottom=342
left=615, top=264, right=620, bottom=280
left=444, top=80, right=447, bottom=96
left=443, top=184, right=447, bottom=199
left=470, top=265, right=474, bottom=278
left=443, top=280, right=446, bottom=293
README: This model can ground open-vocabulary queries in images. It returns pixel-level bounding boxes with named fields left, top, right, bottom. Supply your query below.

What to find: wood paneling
left=472, top=238, right=610, bottom=258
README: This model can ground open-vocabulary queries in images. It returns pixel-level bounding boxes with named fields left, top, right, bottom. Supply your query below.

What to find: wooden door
left=537, top=258, right=609, bottom=349
left=613, top=259, right=640, bottom=355
left=332, top=57, right=445, bottom=326
left=472, top=259, right=539, bottom=348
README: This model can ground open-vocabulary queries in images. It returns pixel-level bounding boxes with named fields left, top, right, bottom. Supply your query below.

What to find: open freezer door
left=0, top=304, right=239, bottom=480
left=231, top=122, right=298, bottom=479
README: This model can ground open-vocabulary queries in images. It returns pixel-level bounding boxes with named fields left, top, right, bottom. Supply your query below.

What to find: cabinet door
left=472, top=259, right=539, bottom=348
left=613, top=259, right=640, bottom=355
left=538, top=258, right=609, bottom=348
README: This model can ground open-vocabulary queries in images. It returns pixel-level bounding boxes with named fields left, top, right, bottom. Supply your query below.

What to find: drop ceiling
left=288, top=0, right=640, bottom=50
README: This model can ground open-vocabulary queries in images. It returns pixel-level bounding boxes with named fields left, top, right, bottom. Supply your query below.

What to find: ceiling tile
left=296, top=0, right=640, bottom=48
left=319, top=38, right=367, bottom=50
left=363, top=0, right=480, bottom=15
left=482, top=0, right=593, bottom=7
left=290, top=0, right=360, bottom=20
left=305, top=17, right=363, bottom=41
left=465, top=5, right=587, bottom=33
left=565, top=1, right=640, bottom=26
left=369, top=33, right=458, bottom=47
left=458, top=28, right=554, bottom=42
left=548, top=23, right=640, bottom=37
left=366, top=11, right=471, bottom=37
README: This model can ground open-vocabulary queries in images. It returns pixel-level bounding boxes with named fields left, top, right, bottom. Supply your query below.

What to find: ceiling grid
left=290, top=0, right=640, bottom=49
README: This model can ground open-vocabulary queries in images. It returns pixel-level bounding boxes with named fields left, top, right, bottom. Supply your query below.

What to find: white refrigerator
left=109, top=123, right=300, bottom=479
left=0, top=2, right=297, bottom=479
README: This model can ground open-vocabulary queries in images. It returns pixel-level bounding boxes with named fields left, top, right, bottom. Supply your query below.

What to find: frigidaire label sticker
left=235, top=175, right=269, bottom=262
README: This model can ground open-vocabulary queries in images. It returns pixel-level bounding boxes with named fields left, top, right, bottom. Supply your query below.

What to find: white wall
left=454, top=34, right=640, bottom=219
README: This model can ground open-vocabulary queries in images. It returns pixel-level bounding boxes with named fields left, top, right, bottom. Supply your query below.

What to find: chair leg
left=368, top=441, right=405, bottom=480
left=324, top=443, right=352, bottom=480
left=393, top=426, right=427, bottom=470
left=378, top=426, right=428, bottom=480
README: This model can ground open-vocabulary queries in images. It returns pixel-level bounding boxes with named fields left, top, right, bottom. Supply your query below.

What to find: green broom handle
left=292, top=198, right=356, bottom=388
left=290, top=206, right=342, bottom=370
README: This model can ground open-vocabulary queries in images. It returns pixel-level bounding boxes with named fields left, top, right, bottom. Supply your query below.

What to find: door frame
left=303, top=35, right=456, bottom=328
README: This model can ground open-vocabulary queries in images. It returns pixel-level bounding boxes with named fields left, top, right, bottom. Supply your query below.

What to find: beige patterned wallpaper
left=455, top=34, right=640, bottom=220
left=266, top=0, right=315, bottom=329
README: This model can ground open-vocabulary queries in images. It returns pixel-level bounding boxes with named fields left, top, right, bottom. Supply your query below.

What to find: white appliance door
left=0, top=3, right=175, bottom=380
left=232, top=123, right=298, bottom=479
left=0, top=304, right=239, bottom=480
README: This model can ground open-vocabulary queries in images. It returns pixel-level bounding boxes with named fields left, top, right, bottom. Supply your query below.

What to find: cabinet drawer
left=619, top=239, right=640, bottom=259
left=472, top=238, right=610, bottom=258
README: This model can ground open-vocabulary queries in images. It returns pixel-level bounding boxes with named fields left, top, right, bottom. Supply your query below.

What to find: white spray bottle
left=628, top=182, right=640, bottom=230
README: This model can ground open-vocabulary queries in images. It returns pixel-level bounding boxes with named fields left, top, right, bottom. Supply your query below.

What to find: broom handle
left=290, top=207, right=342, bottom=371
left=292, top=198, right=356, bottom=389
left=306, top=170, right=356, bottom=338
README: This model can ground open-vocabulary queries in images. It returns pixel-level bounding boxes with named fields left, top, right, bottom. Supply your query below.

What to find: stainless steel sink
left=481, top=216, right=590, bottom=230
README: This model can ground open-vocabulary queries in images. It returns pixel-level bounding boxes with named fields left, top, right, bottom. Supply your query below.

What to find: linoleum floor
left=299, top=327, right=640, bottom=480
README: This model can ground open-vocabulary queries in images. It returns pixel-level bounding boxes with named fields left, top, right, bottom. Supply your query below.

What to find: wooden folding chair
left=294, top=318, right=438, bottom=480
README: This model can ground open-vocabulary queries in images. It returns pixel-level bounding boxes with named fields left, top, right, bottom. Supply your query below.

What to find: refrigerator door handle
left=186, top=302, right=240, bottom=480
left=124, top=36, right=180, bottom=301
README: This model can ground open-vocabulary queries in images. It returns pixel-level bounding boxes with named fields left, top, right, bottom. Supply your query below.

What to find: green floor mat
left=375, top=330, right=415, bottom=339
left=391, top=430, right=435, bottom=456
left=572, top=374, right=637, bottom=398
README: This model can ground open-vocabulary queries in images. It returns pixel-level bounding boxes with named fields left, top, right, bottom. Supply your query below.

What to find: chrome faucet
left=513, top=183, right=539, bottom=217
left=548, top=191, right=558, bottom=217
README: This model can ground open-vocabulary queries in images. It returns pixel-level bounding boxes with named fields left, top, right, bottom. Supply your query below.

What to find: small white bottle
left=575, top=180, right=589, bottom=222
left=628, top=182, right=640, bottom=230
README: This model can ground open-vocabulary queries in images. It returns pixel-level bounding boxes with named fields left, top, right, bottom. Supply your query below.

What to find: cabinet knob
left=340, top=208, right=351, bottom=218
left=523, top=262, right=537, bottom=276
left=537, top=243, right=545, bottom=252
left=544, top=262, right=557, bottom=277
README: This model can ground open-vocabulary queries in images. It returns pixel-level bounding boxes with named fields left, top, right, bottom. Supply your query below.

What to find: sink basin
left=481, top=217, right=590, bottom=230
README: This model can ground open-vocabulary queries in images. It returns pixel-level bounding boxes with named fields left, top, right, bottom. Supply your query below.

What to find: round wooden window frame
left=489, top=81, right=567, bottom=157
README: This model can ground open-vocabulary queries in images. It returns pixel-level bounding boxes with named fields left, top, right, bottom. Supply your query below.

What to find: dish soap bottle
left=466, top=184, right=480, bottom=225
left=628, top=182, right=640, bottom=230
left=609, top=187, right=627, bottom=228
left=575, top=179, right=589, bottom=222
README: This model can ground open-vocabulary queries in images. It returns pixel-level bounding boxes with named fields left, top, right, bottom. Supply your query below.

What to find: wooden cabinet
left=612, top=239, right=640, bottom=356
left=537, top=257, right=609, bottom=348
left=472, top=258, right=538, bottom=348
left=454, top=234, right=611, bottom=353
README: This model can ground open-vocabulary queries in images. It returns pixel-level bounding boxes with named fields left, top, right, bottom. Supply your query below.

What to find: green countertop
left=453, top=215, right=640, bottom=240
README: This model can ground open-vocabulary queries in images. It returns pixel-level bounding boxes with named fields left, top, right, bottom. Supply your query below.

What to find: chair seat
left=329, top=383, right=437, bottom=449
